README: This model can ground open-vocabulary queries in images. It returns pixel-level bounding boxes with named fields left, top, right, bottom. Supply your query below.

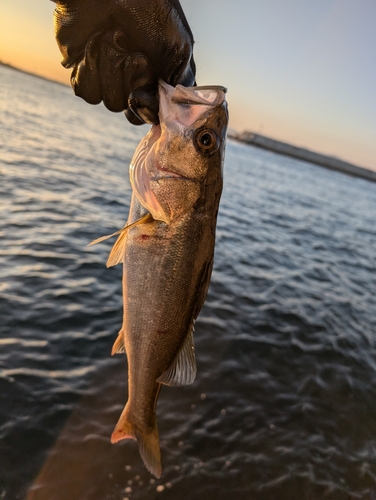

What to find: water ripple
left=1, top=65, right=376, bottom=499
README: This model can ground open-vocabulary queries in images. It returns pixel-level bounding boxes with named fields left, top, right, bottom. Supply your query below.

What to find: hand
left=53, top=0, right=196, bottom=125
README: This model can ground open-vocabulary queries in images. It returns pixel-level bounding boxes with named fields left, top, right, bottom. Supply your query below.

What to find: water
left=1, top=64, right=376, bottom=499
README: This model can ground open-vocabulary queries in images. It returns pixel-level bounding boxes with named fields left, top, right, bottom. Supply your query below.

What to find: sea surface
left=1, top=64, right=376, bottom=500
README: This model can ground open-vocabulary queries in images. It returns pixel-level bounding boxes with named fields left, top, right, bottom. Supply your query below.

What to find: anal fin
left=157, top=325, right=196, bottom=386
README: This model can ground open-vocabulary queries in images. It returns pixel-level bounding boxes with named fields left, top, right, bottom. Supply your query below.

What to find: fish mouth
left=151, top=163, right=191, bottom=181
left=159, top=81, right=227, bottom=127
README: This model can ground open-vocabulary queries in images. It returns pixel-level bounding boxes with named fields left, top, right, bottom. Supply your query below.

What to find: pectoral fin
left=106, top=231, right=128, bottom=268
left=87, top=213, right=153, bottom=267
left=157, top=326, right=196, bottom=386
left=88, top=213, right=153, bottom=247
left=87, top=226, right=127, bottom=247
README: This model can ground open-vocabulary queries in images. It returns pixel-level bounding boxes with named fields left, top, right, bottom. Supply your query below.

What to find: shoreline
left=229, top=131, right=376, bottom=183
left=2, top=61, right=374, bottom=183
left=0, top=61, right=69, bottom=88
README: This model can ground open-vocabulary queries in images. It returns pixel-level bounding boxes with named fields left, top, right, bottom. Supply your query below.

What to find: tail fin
left=111, top=406, right=162, bottom=478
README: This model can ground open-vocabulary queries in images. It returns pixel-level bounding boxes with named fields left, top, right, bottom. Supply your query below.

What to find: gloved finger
left=171, top=56, right=196, bottom=88
left=124, top=53, right=159, bottom=124
left=129, top=87, right=159, bottom=125
left=188, top=57, right=197, bottom=87
left=98, top=30, right=129, bottom=112
left=124, top=108, right=145, bottom=126
left=70, top=34, right=102, bottom=105
left=166, top=45, right=196, bottom=88
left=53, top=0, right=113, bottom=68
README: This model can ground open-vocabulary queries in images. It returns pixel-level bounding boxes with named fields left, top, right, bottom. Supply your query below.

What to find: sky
left=1, top=0, right=375, bottom=170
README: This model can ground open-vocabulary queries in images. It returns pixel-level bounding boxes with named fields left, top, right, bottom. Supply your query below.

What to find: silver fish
left=91, top=81, right=228, bottom=477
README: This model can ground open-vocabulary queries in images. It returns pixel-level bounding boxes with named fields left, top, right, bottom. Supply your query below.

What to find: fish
left=90, top=81, right=228, bottom=477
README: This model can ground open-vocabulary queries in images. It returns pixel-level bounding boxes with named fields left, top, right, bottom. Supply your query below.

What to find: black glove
left=53, top=0, right=196, bottom=124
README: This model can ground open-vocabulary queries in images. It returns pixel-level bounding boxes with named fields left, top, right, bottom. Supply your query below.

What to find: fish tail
left=111, top=405, right=162, bottom=478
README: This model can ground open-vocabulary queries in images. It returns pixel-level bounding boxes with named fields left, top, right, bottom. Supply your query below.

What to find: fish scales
left=93, top=82, right=228, bottom=476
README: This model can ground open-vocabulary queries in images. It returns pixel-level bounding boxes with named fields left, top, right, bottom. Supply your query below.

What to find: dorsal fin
left=157, top=325, right=196, bottom=386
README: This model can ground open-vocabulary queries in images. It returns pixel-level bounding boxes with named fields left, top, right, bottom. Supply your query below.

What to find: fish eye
left=200, top=132, right=213, bottom=147
left=194, top=128, right=219, bottom=156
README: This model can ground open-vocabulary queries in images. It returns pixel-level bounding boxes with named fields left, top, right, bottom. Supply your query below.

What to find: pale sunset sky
left=1, top=0, right=375, bottom=170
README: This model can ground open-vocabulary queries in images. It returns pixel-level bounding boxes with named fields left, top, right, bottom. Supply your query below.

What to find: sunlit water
left=1, top=64, right=376, bottom=500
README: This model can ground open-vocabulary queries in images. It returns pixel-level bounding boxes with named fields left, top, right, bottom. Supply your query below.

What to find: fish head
left=129, top=82, right=228, bottom=223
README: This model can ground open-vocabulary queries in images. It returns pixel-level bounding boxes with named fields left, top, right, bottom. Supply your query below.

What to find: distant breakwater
left=230, top=131, right=376, bottom=183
